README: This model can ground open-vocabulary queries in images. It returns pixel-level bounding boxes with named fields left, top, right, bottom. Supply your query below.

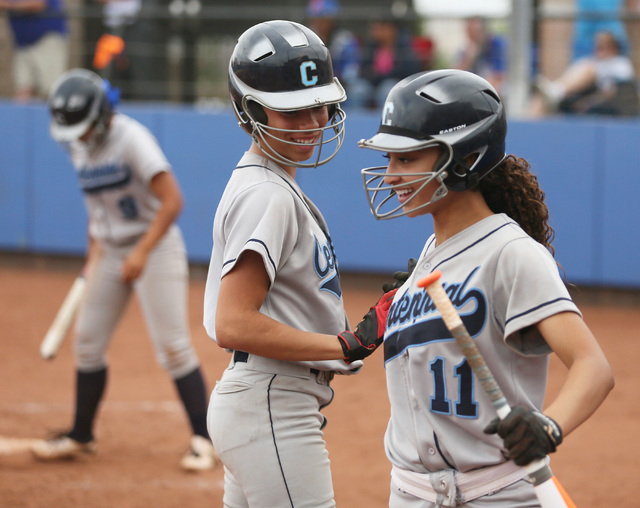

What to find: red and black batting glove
left=483, top=406, right=563, bottom=466
left=337, top=288, right=398, bottom=363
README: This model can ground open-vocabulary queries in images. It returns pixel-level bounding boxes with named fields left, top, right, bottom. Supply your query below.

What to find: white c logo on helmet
left=300, top=61, right=318, bottom=87
left=382, top=102, right=395, bottom=126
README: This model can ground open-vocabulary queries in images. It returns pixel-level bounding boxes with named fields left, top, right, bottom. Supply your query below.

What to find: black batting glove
left=338, top=289, right=397, bottom=363
left=382, top=257, right=417, bottom=293
left=484, top=407, right=563, bottom=466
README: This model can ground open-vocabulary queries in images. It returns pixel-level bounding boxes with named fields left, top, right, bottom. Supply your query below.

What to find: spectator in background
left=573, top=0, right=628, bottom=60
left=0, top=0, right=68, bottom=100
left=531, top=30, right=638, bottom=117
left=411, top=30, right=437, bottom=72
left=348, top=17, right=421, bottom=110
left=624, top=0, right=640, bottom=76
left=306, top=0, right=361, bottom=101
left=454, top=16, right=507, bottom=95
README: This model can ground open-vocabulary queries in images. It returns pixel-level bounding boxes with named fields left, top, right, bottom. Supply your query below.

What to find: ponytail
left=479, top=155, right=555, bottom=256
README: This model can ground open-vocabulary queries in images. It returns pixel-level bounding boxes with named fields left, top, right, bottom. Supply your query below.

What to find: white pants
left=208, top=354, right=335, bottom=508
left=74, top=226, right=199, bottom=378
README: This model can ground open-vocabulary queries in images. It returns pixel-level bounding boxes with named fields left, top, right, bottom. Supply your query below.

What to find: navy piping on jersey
left=221, top=238, right=277, bottom=274
left=434, top=431, right=457, bottom=470
left=267, top=374, right=296, bottom=508
left=431, top=221, right=514, bottom=272
left=234, top=162, right=342, bottom=294
left=238, top=162, right=335, bottom=246
left=246, top=238, right=277, bottom=272
left=505, top=297, right=575, bottom=326
left=426, top=219, right=572, bottom=328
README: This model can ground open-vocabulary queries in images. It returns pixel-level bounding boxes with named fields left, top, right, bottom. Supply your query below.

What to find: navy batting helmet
left=359, top=69, right=507, bottom=219
left=228, top=20, right=346, bottom=168
left=48, top=68, right=118, bottom=146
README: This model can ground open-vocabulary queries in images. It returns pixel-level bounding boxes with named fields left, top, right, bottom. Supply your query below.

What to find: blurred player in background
left=31, top=68, right=218, bottom=472
left=204, top=20, right=395, bottom=507
left=359, top=69, right=614, bottom=506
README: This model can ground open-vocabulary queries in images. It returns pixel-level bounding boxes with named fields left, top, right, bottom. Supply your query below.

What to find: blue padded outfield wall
left=1, top=100, right=639, bottom=288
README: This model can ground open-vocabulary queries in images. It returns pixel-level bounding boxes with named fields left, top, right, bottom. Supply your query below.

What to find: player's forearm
left=544, top=354, right=614, bottom=437
left=136, top=176, right=182, bottom=257
left=136, top=171, right=182, bottom=255
left=135, top=202, right=180, bottom=256
left=215, top=311, right=345, bottom=361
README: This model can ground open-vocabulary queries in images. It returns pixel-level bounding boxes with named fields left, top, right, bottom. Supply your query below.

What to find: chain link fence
left=2, top=1, right=639, bottom=110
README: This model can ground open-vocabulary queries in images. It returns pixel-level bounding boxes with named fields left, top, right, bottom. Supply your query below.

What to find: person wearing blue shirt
left=573, top=0, right=629, bottom=60
left=0, top=0, right=69, bottom=100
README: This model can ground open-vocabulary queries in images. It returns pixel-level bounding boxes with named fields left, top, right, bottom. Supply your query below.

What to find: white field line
left=0, top=400, right=183, bottom=414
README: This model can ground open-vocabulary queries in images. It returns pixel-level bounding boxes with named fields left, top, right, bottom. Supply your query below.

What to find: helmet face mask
left=359, top=69, right=507, bottom=220
left=48, top=68, right=115, bottom=150
left=361, top=141, right=453, bottom=220
left=245, top=98, right=346, bottom=169
left=229, top=20, right=347, bottom=168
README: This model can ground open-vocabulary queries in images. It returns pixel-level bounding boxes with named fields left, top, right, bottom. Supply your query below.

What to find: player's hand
left=382, top=258, right=417, bottom=292
left=483, top=407, right=563, bottom=466
left=337, top=289, right=397, bottom=363
left=121, top=247, right=149, bottom=283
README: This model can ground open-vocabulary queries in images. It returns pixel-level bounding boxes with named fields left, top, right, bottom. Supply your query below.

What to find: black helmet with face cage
left=228, top=20, right=347, bottom=168
left=359, top=69, right=507, bottom=219
left=48, top=68, right=114, bottom=145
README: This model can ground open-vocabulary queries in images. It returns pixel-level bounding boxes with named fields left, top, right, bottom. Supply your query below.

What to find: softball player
left=203, top=20, right=394, bottom=507
left=31, top=68, right=218, bottom=471
left=358, top=69, right=614, bottom=507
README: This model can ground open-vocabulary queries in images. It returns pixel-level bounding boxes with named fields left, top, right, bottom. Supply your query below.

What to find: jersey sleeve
left=122, top=122, right=172, bottom=184
left=494, top=238, right=580, bottom=356
left=221, top=181, right=298, bottom=284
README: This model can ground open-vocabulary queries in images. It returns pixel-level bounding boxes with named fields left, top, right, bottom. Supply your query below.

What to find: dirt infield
left=1, top=254, right=638, bottom=508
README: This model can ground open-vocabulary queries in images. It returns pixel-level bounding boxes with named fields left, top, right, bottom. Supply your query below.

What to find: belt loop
left=233, top=350, right=249, bottom=363
left=231, top=351, right=334, bottom=384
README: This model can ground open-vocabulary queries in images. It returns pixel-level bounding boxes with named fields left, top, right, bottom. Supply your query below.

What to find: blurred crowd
left=1, top=0, right=640, bottom=118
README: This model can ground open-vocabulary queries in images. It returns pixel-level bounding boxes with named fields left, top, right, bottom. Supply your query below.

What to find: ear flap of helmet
left=247, top=100, right=267, bottom=126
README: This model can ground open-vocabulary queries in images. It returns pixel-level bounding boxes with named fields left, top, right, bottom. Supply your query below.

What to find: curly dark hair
left=478, top=155, right=555, bottom=257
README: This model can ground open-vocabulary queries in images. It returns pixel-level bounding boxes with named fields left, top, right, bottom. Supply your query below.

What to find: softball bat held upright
left=417, top=271, right=576, bottom=508
left=40, top=274, right=86, bottom=360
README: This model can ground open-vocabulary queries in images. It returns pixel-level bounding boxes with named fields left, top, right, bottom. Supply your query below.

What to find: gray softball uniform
left=204, top=151, right=360, bottom=507
left=71, top=112, right=199, bottom=378
left=383, top=213, right=580, bottom=507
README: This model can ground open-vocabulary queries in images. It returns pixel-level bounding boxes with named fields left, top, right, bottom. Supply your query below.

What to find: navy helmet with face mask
left=228, top=19, right=347, bottom=168
left=48, top=68, right=120, bottom=149
left=359, top=69, right=507, bottom=220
